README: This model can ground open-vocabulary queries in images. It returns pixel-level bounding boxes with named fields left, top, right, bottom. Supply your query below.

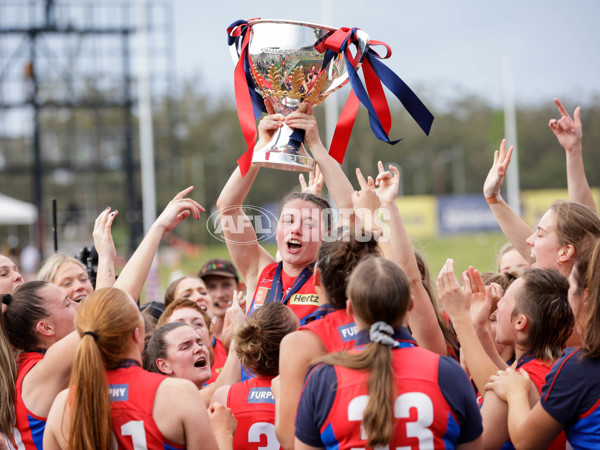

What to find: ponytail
left=67, top=288, right=141, bottom=450
left=319, top=257, right=411, bottom=447
left=68, top=333, right=112, bottom=450
left=322, top=322, right=397, bottom=447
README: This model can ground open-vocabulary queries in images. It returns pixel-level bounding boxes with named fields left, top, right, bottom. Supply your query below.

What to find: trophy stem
left=252, top=123, right=315, bottom=172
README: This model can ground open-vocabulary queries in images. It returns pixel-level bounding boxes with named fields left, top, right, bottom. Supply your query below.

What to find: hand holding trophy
left=227, top=19, right=434, bottom=175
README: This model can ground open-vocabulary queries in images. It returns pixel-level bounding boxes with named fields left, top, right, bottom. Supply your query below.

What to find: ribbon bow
left=315, top=27, right=434, bottom=164
left=227, top=20, right=434, bottom=176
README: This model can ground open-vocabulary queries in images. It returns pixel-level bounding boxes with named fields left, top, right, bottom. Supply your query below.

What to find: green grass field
left=153, top=232, right=511, bottom=298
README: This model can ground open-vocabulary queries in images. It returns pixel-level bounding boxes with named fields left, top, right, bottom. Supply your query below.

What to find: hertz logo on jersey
left=289, top=293, right=319, bottom=305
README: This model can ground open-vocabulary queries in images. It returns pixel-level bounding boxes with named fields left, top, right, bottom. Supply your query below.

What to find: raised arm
left=353, top=163, right=446, bottom=355
left=437, top=259, right=505, bottom=396
left=114, top=187, right=204, bottom=301
left=483, top=139, right=534, bottom=263
left=550, top=98, right=596, bottom=213
left=216, top=103, right=283, bottom=291
left=285, top=103, right=356, bottom=227
left=93, top=207, right=118, bottom=289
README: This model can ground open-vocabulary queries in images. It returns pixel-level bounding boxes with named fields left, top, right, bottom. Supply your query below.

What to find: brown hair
left=164, top=276, right=205, bottom=308
left=2, top=281, right=50, bottom=352
left=0, top=281, right=51, bottom=440
left=573, top=237, right=600, bottom=358
left=68, top=288, right=142, bottom=450
left=143, top=322, right=189, bottom=373
left=551, top=201, right=600, bottom=255
left=480, top=268, right=522, bottom=312
left=322, top=257, right=411, bottom=447
left=157, top=298, right=213, bottom=333
left=480, top=269, right=522, bottom=293
left=280, top=191, right=332, bottom=232
left=155, top=298, right=214, bottom=366
left=513, top=268, right=574, bottom=361
left=235, top=302, right=298, bottom=377
left=316, top=228, right=380, bottom=309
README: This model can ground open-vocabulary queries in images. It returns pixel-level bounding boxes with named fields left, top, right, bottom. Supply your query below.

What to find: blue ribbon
left=338, top=28, right=433, bottom=145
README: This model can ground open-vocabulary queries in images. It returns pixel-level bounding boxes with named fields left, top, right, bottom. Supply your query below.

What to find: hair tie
left=83, top=331, right=98, bottom=340
left=1, top=294, right=12, bottom=306
left=369, top=321, right=398, bottom=348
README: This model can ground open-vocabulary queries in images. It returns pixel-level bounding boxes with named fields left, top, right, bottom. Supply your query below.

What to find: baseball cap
left=198, top=258, right=239, bottom=281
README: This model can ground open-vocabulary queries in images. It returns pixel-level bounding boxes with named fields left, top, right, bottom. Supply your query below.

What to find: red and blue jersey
left=295, top=328, right=482, bottom=449
left=299, top=307, right=358, bottom=353
left=541, top=347, right=600, bottom=449
left=11, top=352, right=46, bottom=450
left=248, top=263, right=319, bottom=324
left=500, top=353, right=567, bottom=450
left=227, top=375, right=281, bottom=450
left=108, top=364, right=185, bottom=450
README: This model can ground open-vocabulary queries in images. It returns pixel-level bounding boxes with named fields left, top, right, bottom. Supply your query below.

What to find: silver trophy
left=229, top=19, right=369, bottom=172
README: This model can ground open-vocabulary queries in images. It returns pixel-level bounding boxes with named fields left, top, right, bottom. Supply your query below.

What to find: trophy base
left=252, top=147, right=315, bottom=172
left=252, top=123, right=315, bottom=172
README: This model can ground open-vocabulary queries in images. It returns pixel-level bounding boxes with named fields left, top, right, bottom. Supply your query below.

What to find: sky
left=172, top=0, right=600, bottom=109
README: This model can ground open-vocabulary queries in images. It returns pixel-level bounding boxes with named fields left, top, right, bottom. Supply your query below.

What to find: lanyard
left=115, top=359, right=141, bottom=369
left=266, top=261, right=315, bottom=305
left=515, top=351, right=536, bottom=370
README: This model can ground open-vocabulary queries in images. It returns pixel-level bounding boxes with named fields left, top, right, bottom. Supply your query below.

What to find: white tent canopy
left=0, top=194, right=37, bottom=225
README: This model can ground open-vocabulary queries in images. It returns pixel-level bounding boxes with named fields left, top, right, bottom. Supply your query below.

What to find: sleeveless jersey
left=248, top=263, right=319, bottom=323
left=541, top=347, right=600, bottom=448
left=299, top=308, right=358, bottom=353
left=500, top=354, right=567, bottom=450
left=10, top=352, right=45, bottom=450
left=227, top=376, right=281, bottom=450
left=295, top=328, right=482, bottom=449
left=108, top=365, right=184, bottom=450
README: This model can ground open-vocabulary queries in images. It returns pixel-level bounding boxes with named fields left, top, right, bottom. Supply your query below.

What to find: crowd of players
left=1, top=98, right=600, bottom=449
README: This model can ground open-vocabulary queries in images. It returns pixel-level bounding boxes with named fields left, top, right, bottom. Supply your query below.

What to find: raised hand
left=549, top=98, right=582, bottom=152
left=351, top=167, right=381, bottom=233
left=483, top=138, right=514, bottom=200
left=463, top=267, right=494, bottom=328
left=299, top=164, right=324, bottom=196
left=93, top=207, right=118, bottom=288
left=436, top=259, right=470, bottom=320
left=155, top=186, right=205, bottom=235
left=256, top=99, right=284, bottom=149
left=374, top=161, right=400, bottom=205
left=93, top=207, right=118, bottom=262
left=284, top=102, right=323, bottom=150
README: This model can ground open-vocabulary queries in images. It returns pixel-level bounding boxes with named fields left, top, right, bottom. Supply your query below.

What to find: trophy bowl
left=230, top=19, right=369, bottom=172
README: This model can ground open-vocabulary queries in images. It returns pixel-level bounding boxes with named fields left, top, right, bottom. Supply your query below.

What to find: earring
left=557, top=260, right=563, bottom=266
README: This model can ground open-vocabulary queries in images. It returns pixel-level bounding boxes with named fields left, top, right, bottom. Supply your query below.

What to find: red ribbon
left=231, top=24, right=258, bottom=177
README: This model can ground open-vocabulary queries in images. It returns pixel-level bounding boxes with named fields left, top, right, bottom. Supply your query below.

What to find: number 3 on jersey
left=248, top=422, right=280, bottom=450
left=348, top=392, right=434, bottom=449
